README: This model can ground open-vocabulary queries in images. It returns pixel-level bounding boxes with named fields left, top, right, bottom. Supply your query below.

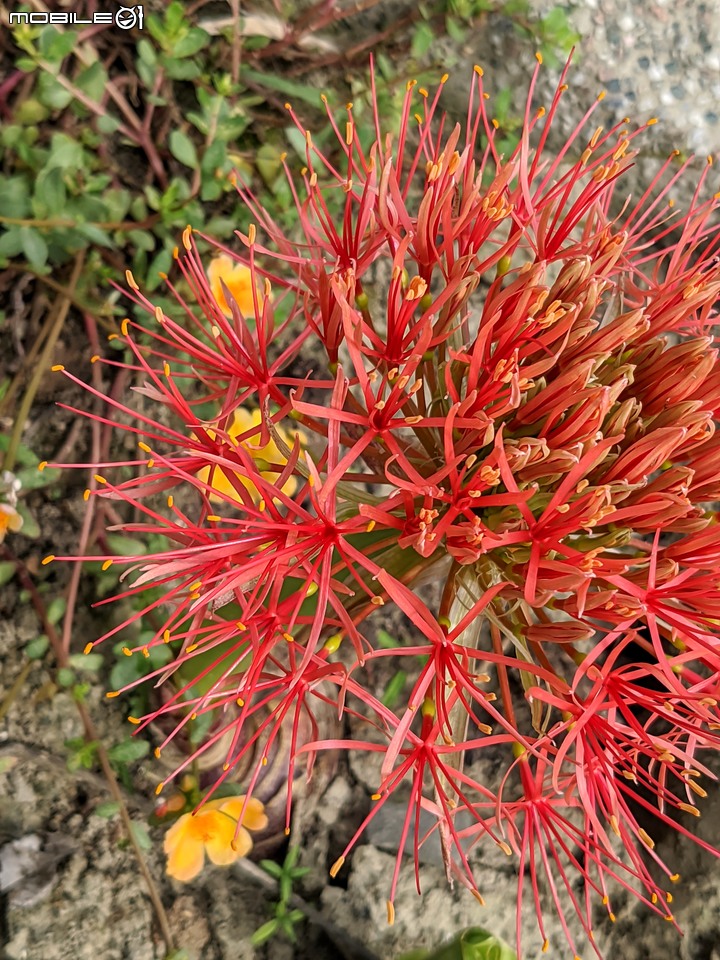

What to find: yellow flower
left=207, top=255, right=256, bottom=318
left=198, top=407, right=301, bottom=504
left=164, top=795, right=268, bottom=882
left=0, top=503, right=22, bottom=544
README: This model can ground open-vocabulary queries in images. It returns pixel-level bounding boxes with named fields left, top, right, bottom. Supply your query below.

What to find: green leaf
left=19, top=226, right=48, bottom=269
left=376, top=629, right=397, bottom=649
left=68, top=652, right=104, bottom=672
left=109, top=738, right=151, bottom=764
left=16, top=463, right=61, bottom=489
left=0, top=227, right=25, bottom=260
left=381, top=670, right=407, bottom=708
left=57, top=668, right=76, bottom=688
left=146, top=247, right=173, bottom=290
left=65, top=739, right=100, bottom=771
left=137, top=38, right=157, bottom=66
left=76, top=224, right=113, bottom=248
left=163, top=59, right=201, bottom=81
left=46, top=596, right=66, bottom=626
left=94, top=800, right=121, bottom=818
left=105, top=533, right=149, bottom=556
left=127, top=228, right=155, bottom=252
left=97, top=114, right=121, bottom=135
left=397, top=928, right=518, bottom=960
left=250, top=920, right=280, bottom=947
left=37, top=73, right=73, bottom=110
left=39, top=26, right=78, bottom=62
left=14, top=502, right=39, bottom=538
left=411, top=21, right=434, bottom=58
left=169, top=130, right=198, bottom=169
left=0, top=562, right=16, bottom=586
left=256, top=143, right=283, bottom=188
left=75, top=61, right=108, bottom=102
left=47, top=133, right=84, bottom=171
left=242, top=68, right=323, bottom=107
left=171, top=28, right=209, bottom=58
left=445, top=15, right=467, bottom=43
left=129, top=821, right=152, bottom=851
left=25, top=635, right=50, bottom=660
left=0, top=177, right=31, bottom=218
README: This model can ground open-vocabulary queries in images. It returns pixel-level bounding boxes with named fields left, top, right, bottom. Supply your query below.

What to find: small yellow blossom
left=0, top=503, right=23, bottom=544
left=198, top=407, right=301, bottom=504
left=207, top=255, right=256, bottom=317
left=164, top=795, right=268, bottom=882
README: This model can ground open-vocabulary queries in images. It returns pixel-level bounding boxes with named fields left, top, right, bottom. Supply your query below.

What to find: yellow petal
left=208, top=255, right=256, bottom=317
left=163, top=812, right=192, bottom=855
left=164, top=815, right=207, bottom=882
left=221, top=796, right=269, bottom=833
left=166, top=839, right=206, bottom=882
left=206, top=823, right=252, bottom=865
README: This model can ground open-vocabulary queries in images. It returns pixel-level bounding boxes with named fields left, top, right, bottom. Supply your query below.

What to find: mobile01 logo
left=8, top=5, right=144, bottom=29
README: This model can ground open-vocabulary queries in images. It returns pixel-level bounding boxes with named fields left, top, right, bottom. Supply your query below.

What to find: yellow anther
left=83, top=489, right=91, bottom=501
left=122, top=647, right=132, bottom=657
left=329, top=856, right=345, bottom=878
left=155, top=782, right=164, bottom=795
left=38, top=461, right=48, bottom=471
left=125, top=269, right=139, bottom=290
left=638, top=828, right=655, bottom=849
left=83, top=642, right=94, bottom=655
left=247, top=223, right=256, bottom=245
left=535, top=51, right=543, bottom=63
left=102, top=559, right=112, bottom=571
left=386, top=901, right=395, bottom=925
left=51, top=364, right=64, bottom=372
left=128, top=716, right=141, bottom=725
left=647, top=117, right=658, bottom=125
left=323, top=633, right=343, bottom=655
left=154, top=306, right=164, bottom=324
left=42, top=555, right=55, bottom=565
left=182, top=225, right=192, bottom=250
left=440, top=73, right=449, bottom=83
left=167, top=496, right=174, bottom=508
left=106, top=691, right=120, bottom=698
left=121, top=319, right=130, bottom=336
left=163, top=630, right=171, bottom=643
left=94, top=474, right=107, bottom=485
left=474, top=64, right=483, bottom=76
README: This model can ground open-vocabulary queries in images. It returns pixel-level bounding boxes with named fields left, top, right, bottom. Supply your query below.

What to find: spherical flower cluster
left=53, top=56, right=720, bottom=957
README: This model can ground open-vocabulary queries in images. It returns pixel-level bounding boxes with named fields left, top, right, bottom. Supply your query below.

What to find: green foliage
left=2, top=12, right=286, bottom=309
left=251, top=846, right=310, bottom=946
left=397, top=927, right=518, bottom=960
